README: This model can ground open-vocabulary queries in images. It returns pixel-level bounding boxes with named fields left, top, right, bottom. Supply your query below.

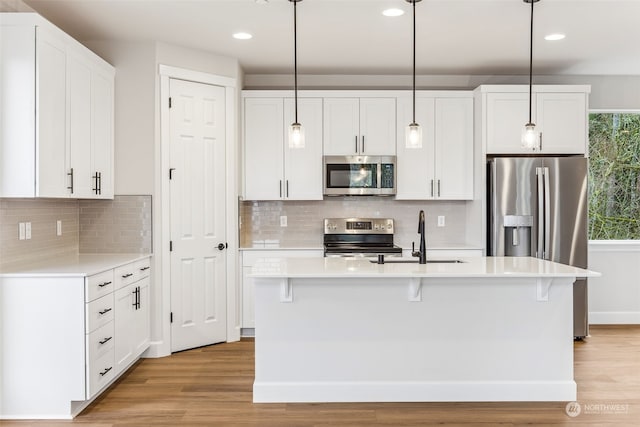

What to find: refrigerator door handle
left=543, top=167, right=551, bottom=260
left=536, top=167, right=544, bottom=259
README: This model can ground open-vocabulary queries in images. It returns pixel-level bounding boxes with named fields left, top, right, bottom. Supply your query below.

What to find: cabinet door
left=485, top=92, right=531, bottom=154
left=244, top=98, right=284, bottom=200
left=395, top=96, right=436, bottom=200
left=536, top=92, right=587, bottom=154
left=323, top=98, right=359, bottom=155
left=132, top=276, right=150, bottom=358
left=359, top=98, right=396, bottom=155
left=284, top=98, right=323, bottom=200
left=91, top=69, right=115, bottom=198
left=67, top=52, right=93, bottom=198
left=434, top=97, right=474, bottom=200
left=36, top=27, right=69, bottom=197
left=114, top=282, right=136, bottom=374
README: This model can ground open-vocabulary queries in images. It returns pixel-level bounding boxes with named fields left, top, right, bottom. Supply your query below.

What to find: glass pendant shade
left=521, top=122, right=539, bottom=149
left=289, top=122, right=305, bottom=148
left=406, top=122, right=422, bottom=149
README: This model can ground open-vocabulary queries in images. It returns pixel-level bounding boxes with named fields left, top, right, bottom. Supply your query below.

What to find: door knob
left=217, top=243, right=228, bottom=251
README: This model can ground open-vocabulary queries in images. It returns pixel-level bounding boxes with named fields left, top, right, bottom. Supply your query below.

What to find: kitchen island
left=250, top=256, right=599, bottom=403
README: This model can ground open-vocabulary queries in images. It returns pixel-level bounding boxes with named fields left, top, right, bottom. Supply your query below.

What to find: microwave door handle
left=362, top=135, right=365, bottom=153
left=355, top=136, right=358, bottom=154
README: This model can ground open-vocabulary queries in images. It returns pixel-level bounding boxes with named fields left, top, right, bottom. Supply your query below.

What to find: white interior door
left=169, top=78, right=227, bottom=352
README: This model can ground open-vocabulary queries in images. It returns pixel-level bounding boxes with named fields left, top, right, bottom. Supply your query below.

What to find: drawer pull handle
left=98, top=281, right=112, bottom=288
left=99, top=367, right=113, bottom=377
left=121, top=273, right=133, bottom=278
left=139, top=266, right=150, bottom=271
left=99, top=336, right=113, bottom=345
left=98, top=308, right=112, bottom=315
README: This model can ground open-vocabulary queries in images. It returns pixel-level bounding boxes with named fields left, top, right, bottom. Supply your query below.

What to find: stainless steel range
left=323, top=218, right=402, bottom=257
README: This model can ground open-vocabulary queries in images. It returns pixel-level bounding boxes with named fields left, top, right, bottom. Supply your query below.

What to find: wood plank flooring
left=3, top=325, right=639, bottom=426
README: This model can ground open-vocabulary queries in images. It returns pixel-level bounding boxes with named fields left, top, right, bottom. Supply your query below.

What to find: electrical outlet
left=25, top=222, right=32, bottom=239
left=280, top=215, right=288, bottom=227
left=437, top=216, right=445, bottom=227
left=57, top=220, right=62, bottom=236
left=18, top=222, right=26, bottom=240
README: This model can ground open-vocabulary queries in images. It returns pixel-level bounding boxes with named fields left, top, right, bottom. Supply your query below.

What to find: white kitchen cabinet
left=0, top=13, right=114, bottom=199
left=241, top=250, right=323, bottom=329
left=114, top=258, right=151, bottom=375
left=323, top=97, right=396, bottom=155
left=479, top=85, right=589, bottom=155
left=243, top=97, right=323, bottom=200
left=396, top=94, right=474, bottom=200
left=0, top=255, right=150, bottom=419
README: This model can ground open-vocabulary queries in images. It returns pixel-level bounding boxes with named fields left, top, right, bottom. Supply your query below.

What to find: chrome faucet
left=412, top=210, right=427, bottom=264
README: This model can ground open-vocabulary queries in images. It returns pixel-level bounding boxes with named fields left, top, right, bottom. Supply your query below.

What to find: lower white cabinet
left=0, top=255, right=151, bottom=419
left=241, top=250, right=323, bottom=329
left=114, top=276, right=150, bottom=374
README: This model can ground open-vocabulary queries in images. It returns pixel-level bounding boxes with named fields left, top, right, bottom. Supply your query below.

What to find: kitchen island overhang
left=250, top=256, right=599, bottom=403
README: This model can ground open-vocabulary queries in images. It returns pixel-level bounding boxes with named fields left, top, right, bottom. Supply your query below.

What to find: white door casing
left=169, top=78, right=227, bottom=352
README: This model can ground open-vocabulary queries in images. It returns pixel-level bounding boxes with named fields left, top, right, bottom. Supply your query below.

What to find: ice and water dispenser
left=503, top=215, right=533, bottom=256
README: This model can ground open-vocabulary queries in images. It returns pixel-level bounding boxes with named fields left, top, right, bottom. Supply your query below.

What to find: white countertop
left=0, top=253, right=152, bottom=278
left=250, top=256, right=600, bottom=279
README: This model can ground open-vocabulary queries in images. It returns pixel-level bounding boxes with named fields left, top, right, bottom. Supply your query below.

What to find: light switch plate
left=280, top=216, right=288, bottom=227
left=437, top=216, right=445, bottom=227
left=57, top=220, right=62, bottom=236
left=18, top=222, right=26, bottom=240
left=25, top=222, right=32, bottom=239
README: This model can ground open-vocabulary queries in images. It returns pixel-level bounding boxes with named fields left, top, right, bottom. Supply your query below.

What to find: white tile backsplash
left=240, top=198, right=470, bottom=249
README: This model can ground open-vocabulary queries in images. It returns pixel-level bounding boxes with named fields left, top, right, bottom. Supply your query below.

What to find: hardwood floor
left=3, top=325, right=639, bottom=426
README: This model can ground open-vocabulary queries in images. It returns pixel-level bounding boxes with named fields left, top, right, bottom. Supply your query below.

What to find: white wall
left=84, top=41, right=156, bottom=195
left=588, top=242, right=640, bottom=324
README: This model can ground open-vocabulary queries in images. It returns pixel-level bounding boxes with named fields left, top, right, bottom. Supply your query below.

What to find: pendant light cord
left=528, top=0, right=534, bottom=124
left=293, top=0, right=298, bottom=124
left=412, top=0, right=416, bottom=124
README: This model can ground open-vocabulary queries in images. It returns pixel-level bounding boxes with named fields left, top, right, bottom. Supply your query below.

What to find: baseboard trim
left=589, top=312, right=640, bottom=324
left=253, top=380, right=577, bottom=403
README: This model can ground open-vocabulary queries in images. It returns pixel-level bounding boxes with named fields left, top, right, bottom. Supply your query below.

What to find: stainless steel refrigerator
left=487, top=156, right=589, bottom=338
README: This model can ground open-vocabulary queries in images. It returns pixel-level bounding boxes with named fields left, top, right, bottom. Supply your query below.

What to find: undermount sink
left=369, top=259, right=465, bottom=264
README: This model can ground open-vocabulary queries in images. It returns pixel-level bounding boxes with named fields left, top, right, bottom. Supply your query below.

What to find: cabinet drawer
left=86, top=293, right=114, bottom=333
left=87, top=347, right=115, bottom=399
left=114, top=262, right=138, bottom=290
left=87, top=320, right=114, bottom=362
left=136, top=258, right=151, bottom=279
left=85, top=269, right=114, bottom=302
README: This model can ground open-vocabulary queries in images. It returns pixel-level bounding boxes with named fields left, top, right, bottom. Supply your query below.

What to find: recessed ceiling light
left=382, top=8, right=405, bottom=17
left=544, top=33, right=566, bottom=41
left=233, top=32, right=253, bottom=40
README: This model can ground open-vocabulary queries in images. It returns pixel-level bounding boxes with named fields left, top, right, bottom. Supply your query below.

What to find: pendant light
left=288, top=0, right=305, bottom=148
left=405, top=0, right=422, bottom=148
left=522, top=0, right=540, bottom=150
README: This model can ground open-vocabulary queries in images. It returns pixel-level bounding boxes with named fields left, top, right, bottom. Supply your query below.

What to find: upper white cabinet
left=396, top=93, right=474, bottom=200
left=323, top=97, right=396, bottom=155
left=0, top=13, right=114, bottom=199
left=478, top=85, right=590, bottom=155
left=243, top=97, right=323, bottom=200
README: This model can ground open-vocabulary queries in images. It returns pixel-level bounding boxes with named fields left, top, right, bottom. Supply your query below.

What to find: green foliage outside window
left=588, top=113, right=640, bottom=240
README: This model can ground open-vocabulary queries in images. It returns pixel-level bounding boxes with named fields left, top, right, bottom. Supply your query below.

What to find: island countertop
left=250, top=256, right=599, bottom=279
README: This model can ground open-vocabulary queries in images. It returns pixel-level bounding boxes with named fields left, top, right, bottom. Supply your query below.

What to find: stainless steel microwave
left=323, top=155, right=396, bottom=196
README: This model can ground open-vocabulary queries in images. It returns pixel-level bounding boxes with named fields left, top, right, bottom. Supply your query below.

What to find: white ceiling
left=14, top=0, right=640, bottom=76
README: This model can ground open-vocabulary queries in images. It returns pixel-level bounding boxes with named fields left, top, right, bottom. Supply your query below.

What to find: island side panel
left=253, top=276, right=576, bottom=402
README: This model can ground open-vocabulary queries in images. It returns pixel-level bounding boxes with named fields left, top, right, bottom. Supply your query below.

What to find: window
left=588, top=112, right=640, bottom=240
